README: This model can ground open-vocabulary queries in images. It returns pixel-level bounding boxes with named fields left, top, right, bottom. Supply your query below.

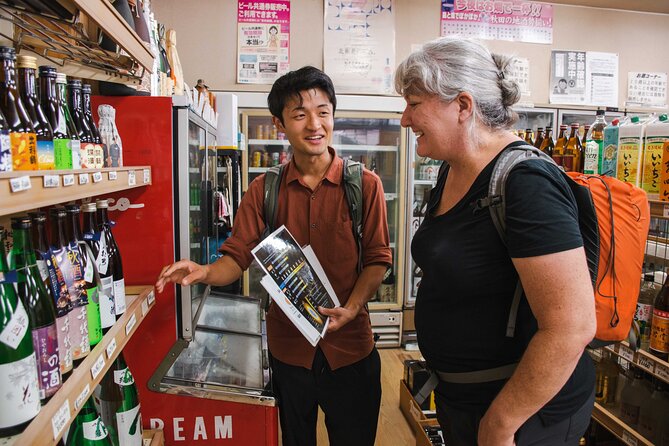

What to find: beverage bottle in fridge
left=650, top=273, right=669, bottom=361
left=97, top=199, right=126, bottom=317
left=533, top=127, right=544, bottom=149
left=524, top=128, right=534, bottom=146
left=8, top=216, right=62, bottom=403
left=638, top=379, right=665, bottom=442
left=82, top=203, right=116, bottom=333
left=99, top=352, right=143, bottom=446
left=581, top=124, right=591, bottom=151
left=619, top=369, right=650, bottom=427
left=82, top=84, right=105, bottom=168
left=564, top=123, right=583, bottom=172
left=50, top=206, right=90, bottom=365
left=56, top=72, right=81, bottom=169
left=66, top=204, right=103, bottom=347
left=552, top=124, right=568, bottom=167
left=584, top=110, right=607, bottom=175
left=540, top=126, right=554, bottom=158
left=602, top=118, right=621, bottom=177
left=594, top=350, right=618, bottom=406
left=68, top=79, right=95, bottom=168
left=17, top=55, right=54, bottom=170
left=516, top=129, right=525, bottom=140
left=66, top=396, right=113, bottom=446
left=378, top=266, right=395, bottom=303
left=0, top=46, right=37, bottom=171
left=39, top=65, right=71, bottom=169
left=636, top=273, right=657, bottom=352
left=0, top=226, right=41, bottom=436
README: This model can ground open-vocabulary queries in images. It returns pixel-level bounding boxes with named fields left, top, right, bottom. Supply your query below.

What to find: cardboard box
left=415, top=418, right=443, bottom=446
left=143, top=429, right=165, bottom=446
left=403, top=308, right=415, bottom=331
left=399, top=379, right=427, bottom=436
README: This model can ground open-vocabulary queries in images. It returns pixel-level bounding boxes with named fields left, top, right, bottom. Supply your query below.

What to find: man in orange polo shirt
left=156, top=66, right=392, bottom=446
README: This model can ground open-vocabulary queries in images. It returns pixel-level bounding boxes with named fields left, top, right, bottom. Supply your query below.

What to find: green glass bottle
left=0, top=225, right=41, bottom=436
left=67, top=396, right=112, bottom=445
left=39, top=65, right=71, bottom=169
left=8, top=216, right=62, bottom=403
left=99, top=352, right=142, bottom=445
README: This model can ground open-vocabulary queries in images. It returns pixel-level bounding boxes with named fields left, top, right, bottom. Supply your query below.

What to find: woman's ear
left=456, top=92, right=475, bottom=123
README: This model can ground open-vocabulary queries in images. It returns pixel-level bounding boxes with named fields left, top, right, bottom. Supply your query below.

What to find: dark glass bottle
left=0, top=46, right=37, bottom=171
left=650, top=275, right=669, bottom=361
left=533, top=127, right=544, bottom=149
left=99, top=352, right=143, bottom=445
left=17, top=55, right=54, bottom=170
left=56, top=73, right=81, bottom=169
left=39, top=65, right=71, bottom=169
left=82, top=202, right=116, bottom=331
left=564, top=123, right=584, bottom=173
left=49, top=206, right=89, bottom=365
left=8, top=216, right=62, bottom=403
left=68, top=79, right=95, bottom=169
left=82, top=84, right=105, bottom=168
left=553, top=124, right=568, bottom=168
left=65, top=204, right=103, bottom=347
left=97, top=199, right=126, bottom=317
left=0, top=104, right=9, bottom=172
left=0, top=226, right=41, bottom=436
left=540, top=126, right=555, bottom=158
left=66, top=396, right=113, bottom=445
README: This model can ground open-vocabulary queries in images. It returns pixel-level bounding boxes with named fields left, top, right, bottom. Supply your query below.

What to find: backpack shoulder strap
left=342, top=158, right=364, bottom=273
left=263, top=163, right=286, bottom=234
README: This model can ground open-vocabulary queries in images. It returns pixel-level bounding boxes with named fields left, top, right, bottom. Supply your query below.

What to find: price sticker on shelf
left=106, top=337, right=117, bottom=359
left=128, top=170, right=136, bottom=186
left=657, top=363, right=669, bottom=381
left=663, top=204, right=669, bottom=218
left=621, top=430, right=638, bottom=446
left=78, top=173, right=90, bottom=185
left=125, top=312, right=137, bottom=335
left=109, top=171, right=118, bottom=181
left=43, top=174, right=60, bottom=188
left=74, top=384, right=90, bottom=410
left=92, top=171, right=103, bottom=183
left=636, top=355, right=655, bottom=373
left=147, top=290, right=155, bottom=306
left=51, top=399, right=71, bottom=439
left=618, top=344, right=635, bottom=362
left=143, top=168, right=150, bottom=184
left=90, top=354, right=106, bottom=380
left=9, top=175, right=31, bottom=193
left=63, top=174, right=75, bottom=187
left=141, top=298, right=149, bottom=316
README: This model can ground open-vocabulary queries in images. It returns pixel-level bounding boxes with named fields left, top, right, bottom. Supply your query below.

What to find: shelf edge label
left=74, top=384, right=90, bottom=411
left=43, top=174, right=60, bottom=188
left=78, top=173, right=90, bottom=185
left=51, top=399, right=71, bottom=439
left=663, top=204, right=669, bottom=218
left=621, top=430, right=638, bottom=446
left=147, top=290, right=155, bottom=305
left=106, top=337, right=117, bottom=359
left=125, top=312, right=137, bottom=335
left=636, top=355, right=655, bottom=373
left=143, top=168, right=150, bottom=184
left=109, top=171, right=118, bottom=181
left=618, top=345, right=634, bottom=362
left=141, top=298, right=149, bottom=317
left=9, top=175, right=31, bottom=193
left=90, top=354, right=106, bottom=380
left=92, top=171, right=103, bottom=183
left=128, top=171, right=136, bottom=186
left=63, top=174, right=75, bottom=187
left=657, top=363, right=669, bottom=381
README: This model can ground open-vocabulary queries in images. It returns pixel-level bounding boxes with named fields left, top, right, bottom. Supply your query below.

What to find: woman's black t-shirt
left=412, top=141, right=595, bottom=423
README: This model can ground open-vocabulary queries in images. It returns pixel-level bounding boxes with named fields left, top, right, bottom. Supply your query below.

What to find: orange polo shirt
left=219, top=148, right=392, bottom=370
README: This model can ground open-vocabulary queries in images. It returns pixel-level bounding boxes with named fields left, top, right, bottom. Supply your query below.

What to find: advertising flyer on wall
left=549, top=50, right=618, bottom=107
left=252, top=226, right=340, bottom=346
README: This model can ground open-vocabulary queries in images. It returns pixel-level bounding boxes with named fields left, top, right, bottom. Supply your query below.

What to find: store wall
left=152, top=0, right=669, bottom=109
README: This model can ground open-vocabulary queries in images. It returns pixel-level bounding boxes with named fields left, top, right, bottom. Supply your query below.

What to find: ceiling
left=546, top=0, right=669, bottom=15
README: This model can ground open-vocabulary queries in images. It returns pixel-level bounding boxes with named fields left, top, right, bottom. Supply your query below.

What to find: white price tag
left=636, top=355, right=655, bottom=373
left=9, top=175, right=31, bottom=192
left=663, top=205, right=669, bottom=218
left=78, top=173, right=90, bottom=185
left=43, top=175, right=59, bottom=188
left=63, top=174, right=75, bottom=186
left=109, top=171, right=118, bottom=181
left=74, top=384, right=90, bottom=410
left=128, top=171, right=136, bottom=186
left=92, top=171, right=103, bottom=183
left=106, top=337, right=117, bottom=359
left=143, top=168, right=150, bottom=184
left=125, top=312, right=137, bottom=335
left=90, top=354, right=106, bottom=380
left=141, top=298, right=149, bottom=316
left=51, top=399, right=71, bottom=439
left=656, top=363, right=669, bottom=381
left=147, top=290, right=155, bottom=305
left=618, top=345, right=635, bottom=362
left=622, top=430, right=638, bottom=446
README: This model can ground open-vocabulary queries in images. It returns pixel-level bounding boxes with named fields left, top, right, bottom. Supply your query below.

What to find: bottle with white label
left=82, top=202, right=116, bottom=333
left=99, top=352, right=142, bottom=446
left=97, top=199, right=126, bottom=317
left=67, top=396, right=113, bottom=445
left=0, top=225, right=41, bottom=436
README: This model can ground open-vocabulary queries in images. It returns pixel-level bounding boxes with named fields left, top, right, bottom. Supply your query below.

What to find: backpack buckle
left=475, top=195, right=502, bottom=211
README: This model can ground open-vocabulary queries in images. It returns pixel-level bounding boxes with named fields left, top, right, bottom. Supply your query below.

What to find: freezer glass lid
left=195, top=291, right=262, bottom=334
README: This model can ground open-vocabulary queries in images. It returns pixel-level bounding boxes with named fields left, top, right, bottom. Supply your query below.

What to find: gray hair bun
left=491, top=53, right=521, bottom=108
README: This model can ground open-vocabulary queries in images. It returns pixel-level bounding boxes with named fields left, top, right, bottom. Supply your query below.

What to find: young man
left=156, top=66, right=392, bottom=446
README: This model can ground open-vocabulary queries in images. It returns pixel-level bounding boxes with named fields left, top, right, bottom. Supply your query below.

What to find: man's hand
left=318, top=304, right=361, bottom=332
left=155, top=259, right=208, bottom=293
left=478, top=411, right=516, bottom=446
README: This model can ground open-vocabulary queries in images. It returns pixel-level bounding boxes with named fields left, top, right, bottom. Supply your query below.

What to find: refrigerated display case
left=514, top=106, right=557, bottom=135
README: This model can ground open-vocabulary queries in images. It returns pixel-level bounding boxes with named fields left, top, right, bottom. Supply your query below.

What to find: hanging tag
left=143, top=168, right=150, bottom=184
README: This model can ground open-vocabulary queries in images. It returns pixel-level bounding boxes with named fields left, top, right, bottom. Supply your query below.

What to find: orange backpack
left=480, top=144, right=650, bottom=348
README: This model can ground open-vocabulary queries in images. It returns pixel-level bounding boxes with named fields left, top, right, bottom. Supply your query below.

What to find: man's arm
left=477, top=246, right=596, bottom=446
left=155, top=255, right=243, bottom=293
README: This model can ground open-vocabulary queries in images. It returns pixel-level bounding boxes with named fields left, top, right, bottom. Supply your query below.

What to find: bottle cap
left=96, top=199, right=109, bottom=209
left=82, top=84, right=92, bottom=93
left=570, top=123, right=579, bottom=128
left=659, top=114, right=668, bottom=122
left=28, top=211, right=47, bottom=222
left=67, top=79, right=82, bottom=88
left=596, top=109, right=605, bottom=116
left=38, top=65, right=57, bottom=78
left=49, top=207, right=67, bottom=218
left=10, top=216, right=31, bottom=229
left=56, top=72, right=67, bottom=83
left=65, top=204, right=80, bottom=213
left=16, top=55, right=37, bottom=69
left=612, top=119, right=620, bottom=126
left=0, top=46, right=16, bottom=60
left=81, top=202, right=97, bottom=212
left=631, top=116, right=640, bottom=123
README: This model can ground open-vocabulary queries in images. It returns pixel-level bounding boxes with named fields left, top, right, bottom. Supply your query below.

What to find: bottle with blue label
left=601, top=118, right=622, bottom=177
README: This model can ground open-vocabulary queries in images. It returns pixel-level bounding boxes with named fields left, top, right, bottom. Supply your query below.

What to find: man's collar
left=284, top=146, right=343, bottom=185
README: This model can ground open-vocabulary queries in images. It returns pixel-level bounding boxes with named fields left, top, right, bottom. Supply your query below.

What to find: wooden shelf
left=0, top=166, right=151, bottom=216
left=12, top=287, right=156, bottom=446
left=604, top=341, right=669, bottom=384
left=592, top=403, right=654, bottom=446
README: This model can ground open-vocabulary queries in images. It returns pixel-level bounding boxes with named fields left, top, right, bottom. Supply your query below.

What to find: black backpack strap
left=263, top=164, right=286, bottom=234
left=477, top=144, right=557, bottom=337
left=342, top=158, right=364, bottom=273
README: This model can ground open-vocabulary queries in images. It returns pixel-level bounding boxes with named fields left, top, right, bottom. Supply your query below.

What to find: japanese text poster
left=508, top=57, right=531, bottom=97
left=237, top=0, right=290, bottom=84
left=440, top=0, right=553, bottom=44
left=627, top=72, right=667, bottom=108
left=549, top=50, right=619, bottom=107
left=324, top=0, right=395, bottom=95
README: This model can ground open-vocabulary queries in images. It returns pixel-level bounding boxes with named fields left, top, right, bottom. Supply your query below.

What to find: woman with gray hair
left=397, top=37, right=595, bottom=446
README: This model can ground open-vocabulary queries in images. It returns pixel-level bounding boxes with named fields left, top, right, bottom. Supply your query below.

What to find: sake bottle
left=99, top=352, right=143, bottom=445
left=67, top=396, right=113, bottom=445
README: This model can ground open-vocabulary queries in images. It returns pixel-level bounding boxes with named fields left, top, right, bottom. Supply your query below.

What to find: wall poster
left=440, top=0, right=553, bottom=44
left=324, top=0, right=396, bottom=95
left=627, top=72, right=668, bottom=108
left=237, top=0, right=290, bottom=85
left=549, top=50, right=619, bottom=107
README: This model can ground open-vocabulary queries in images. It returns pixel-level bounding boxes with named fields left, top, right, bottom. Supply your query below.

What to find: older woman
left=397, top=37, right=596, bottom=446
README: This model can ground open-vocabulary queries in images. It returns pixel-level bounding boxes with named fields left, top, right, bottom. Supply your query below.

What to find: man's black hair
left=267, top=66, right=337, bottom=125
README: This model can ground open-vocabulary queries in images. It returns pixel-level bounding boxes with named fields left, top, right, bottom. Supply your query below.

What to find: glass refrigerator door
left=558, top=109, right=624, bottom=140
left=513, top=107, right=557, bottom=144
